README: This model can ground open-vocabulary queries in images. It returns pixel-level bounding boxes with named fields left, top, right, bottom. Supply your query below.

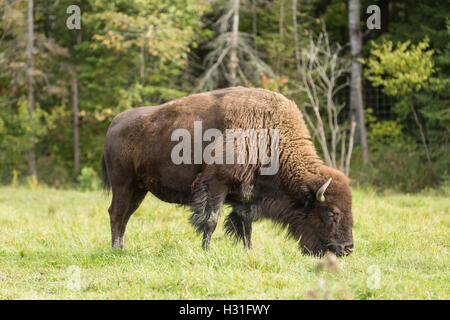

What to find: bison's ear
left=299, top=185, right=315, bottom=208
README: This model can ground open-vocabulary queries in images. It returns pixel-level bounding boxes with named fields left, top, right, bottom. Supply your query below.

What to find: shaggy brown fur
left=102, top=87, right=354, bottom=255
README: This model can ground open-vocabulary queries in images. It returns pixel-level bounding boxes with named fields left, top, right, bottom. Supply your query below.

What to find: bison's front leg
left=190, top=178, right=228, bottom=250
left=225, top=204, right=259, bottom=249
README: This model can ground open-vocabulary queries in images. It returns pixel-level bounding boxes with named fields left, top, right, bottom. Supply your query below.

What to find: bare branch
left=295, top=24, right=356, bottom=175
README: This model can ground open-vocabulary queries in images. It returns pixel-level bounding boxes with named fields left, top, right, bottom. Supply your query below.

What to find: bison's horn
left=316, top=177, right=332, bottom=202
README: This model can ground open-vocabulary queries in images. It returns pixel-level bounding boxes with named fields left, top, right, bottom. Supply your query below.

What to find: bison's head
left=288, top=167, right=354, bottom=257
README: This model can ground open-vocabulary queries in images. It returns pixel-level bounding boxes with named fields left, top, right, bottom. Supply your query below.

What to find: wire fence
left=363, top=79, right=396, bottom=120
left=334, top=78, right=395, bottom=121
left=334, top=78, right=426, bottom=145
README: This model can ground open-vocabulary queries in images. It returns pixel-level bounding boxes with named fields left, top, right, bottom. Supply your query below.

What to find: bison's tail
left=101, top=154, right=111, bottom=193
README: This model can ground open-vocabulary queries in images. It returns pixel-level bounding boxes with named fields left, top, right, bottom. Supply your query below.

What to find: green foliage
left=363, top=36, right=448, bottom=187
left=83, top=0, right=208, bottom=107
left=351, top=144, right=450, bottom=193
left=363, top=38, right=437, bottom=96
left=0, top=0, right=448, bottom=191
left=77, top=167, right=101, bottom=191
left=364, top=108, right=412, bottom=152
left=252, top=0, right=313, bottom=79
left=0, top=97, right=62, bottom=182
left=360, top=105, right=447, bottom=192
left=86, top=0, right=206, bottom=65
left=117, top=83, right=187, bottom=110
left=367, top=120, right=404, bottom=150
left=10, top=169, right=20, bottom=186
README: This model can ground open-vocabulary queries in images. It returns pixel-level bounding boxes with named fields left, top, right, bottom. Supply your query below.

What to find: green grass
left=0, top=186, right=448, bottom=299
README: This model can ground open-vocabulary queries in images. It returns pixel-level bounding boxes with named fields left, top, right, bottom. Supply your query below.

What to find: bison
left=101, top=87, right=354, bottom=256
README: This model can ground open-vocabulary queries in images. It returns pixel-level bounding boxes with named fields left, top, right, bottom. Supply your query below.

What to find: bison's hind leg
left=189, top=178, right=228, bottom=250
left=108, top=184, right=147, bottom=249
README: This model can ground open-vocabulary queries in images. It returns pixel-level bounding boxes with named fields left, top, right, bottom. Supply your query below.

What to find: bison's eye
left=296, top=192, right=314, bottom=208
left=322, top=210, right=339, bottom=227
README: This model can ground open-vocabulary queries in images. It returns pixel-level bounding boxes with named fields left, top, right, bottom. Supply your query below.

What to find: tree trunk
left=229, top=0, right=239, bottom=86
left=27, top=0, right=37, bottom=179
left=348, top=0, right=369, bottom=164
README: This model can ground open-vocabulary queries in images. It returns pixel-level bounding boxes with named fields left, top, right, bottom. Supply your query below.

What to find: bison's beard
left=298, top=232, right=325, bottom=256
left=285, top=215, right=326, bottom=256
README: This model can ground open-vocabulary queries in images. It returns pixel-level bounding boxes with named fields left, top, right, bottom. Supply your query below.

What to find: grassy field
left=0, top=186, right=448, bottom=299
